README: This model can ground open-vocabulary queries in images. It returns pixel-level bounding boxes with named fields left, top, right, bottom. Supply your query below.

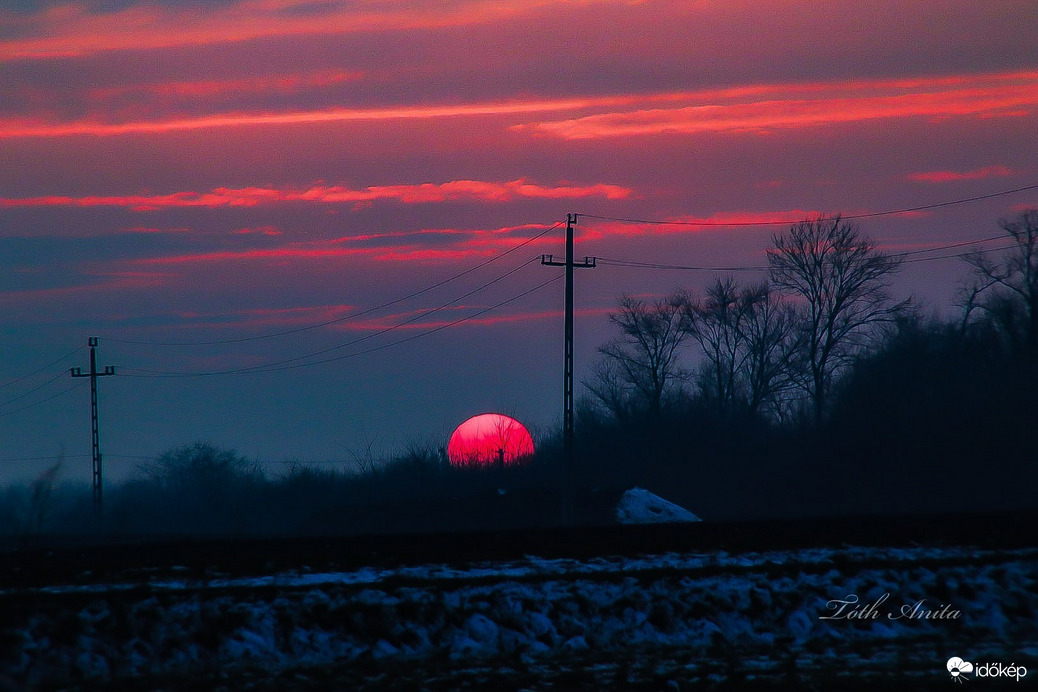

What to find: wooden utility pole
left=70, top=337, right=115, bottom=520
left=542, top=213, right=595, bottom=523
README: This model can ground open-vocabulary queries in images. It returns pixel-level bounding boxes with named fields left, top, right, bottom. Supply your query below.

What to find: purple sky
left=2, top=0, right=1037, bottom=482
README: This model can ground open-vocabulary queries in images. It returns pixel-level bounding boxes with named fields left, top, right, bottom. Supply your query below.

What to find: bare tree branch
left=767, top=215, right=906, bottom=423
left=960, top=209, right=1038, bottom=358
left=587, top=293, right=692, bottom=417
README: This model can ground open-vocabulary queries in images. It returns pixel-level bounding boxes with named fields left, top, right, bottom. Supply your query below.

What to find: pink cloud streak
left=0, top=95, right=644, bottom=138
left=90, top=69, right=365, bottom=101
left=169, top=304, right=356, bottom=330
left=577, top=210, right=828, bottom=241
left=907, top=165, right=1015, bottom=183
left=4, top=71, right=1033, bottom=142
left=0, top=180, right=631, bottom=211
left=518, top=78, right=1038, bottom=139
left=133, top=222, right=560, bottom=266
left=0, top=0, right=561, bottom=60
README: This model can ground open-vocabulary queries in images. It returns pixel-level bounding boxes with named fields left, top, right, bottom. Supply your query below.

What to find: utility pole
left=542, top=213, right=595, bottom=524
left=70, top=337, right=115, bottom=521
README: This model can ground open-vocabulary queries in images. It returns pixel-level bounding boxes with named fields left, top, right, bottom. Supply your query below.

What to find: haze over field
left=2, top=1, right=1037, bottom=482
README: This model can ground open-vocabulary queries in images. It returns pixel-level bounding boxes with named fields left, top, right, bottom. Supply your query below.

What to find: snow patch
left=616, top=487, right=701, bottom=524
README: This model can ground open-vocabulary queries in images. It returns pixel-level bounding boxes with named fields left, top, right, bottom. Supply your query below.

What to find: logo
left=947, top=657, right=1028, bottom=683
left=947, top=657, right=973, bottom=683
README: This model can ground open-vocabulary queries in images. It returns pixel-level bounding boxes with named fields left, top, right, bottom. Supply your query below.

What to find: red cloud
left=136, top=247, right=371, bottom=265
left=907, top=165, right=1014, bottom=183
left=133, top=223, right=559, bottom=266
left=93, top=70, right=365, bottom=100
left=0, top=271, right=175, bottom=306
left=167, top=304, right=356, bottom=330
left=0, top=180, right=630, bottom=210
left=578, top=210, right=828, bottom=241
left=0, top=0, right=549, bottom=60
left=0, top=94, right=641, bottom=138
left=234, top=226, right=283, bottom=236
left=8, top=70, right=1029, bottom=142
left=515, top=72, right=1038, bottom=139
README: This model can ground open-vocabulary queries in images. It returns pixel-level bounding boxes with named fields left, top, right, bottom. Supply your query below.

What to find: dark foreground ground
left=2, top=512, right=1036, bottom=691
left=4, top=510, right=1038, bottom=587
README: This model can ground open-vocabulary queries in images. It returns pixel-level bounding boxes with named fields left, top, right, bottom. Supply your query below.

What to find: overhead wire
left=0, top=345, right=83, bottom=390
left=0, top=454, right=91, bottom=464
left=0, top=371, right=69, bottom=409
left=578, top=182, right=1038, bottom=227
left=248, top=273, right=564, bottom=374
left=596, top=257, right=767, bottom=272
left=122, top=253, right=546, bottom=377
left=109, top=221, right=563, bottom=347
left=893, top=233, right=1008, bottom=257
left=595, top=232, right=1019, bottom=273
left=0, top=347, right=88, bottom=424
left=0, top=381, right=86, bottom=417
left=901, top=243, right=1016, bottom=264
left=122, top=272, right=564, bottom=377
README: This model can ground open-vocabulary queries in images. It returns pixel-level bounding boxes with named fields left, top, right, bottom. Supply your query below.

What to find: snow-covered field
left=2, top=542, right=1036, bottom=689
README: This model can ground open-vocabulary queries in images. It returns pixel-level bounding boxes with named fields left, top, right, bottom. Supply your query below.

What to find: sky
left=1, top=0, right=1037, bottom=483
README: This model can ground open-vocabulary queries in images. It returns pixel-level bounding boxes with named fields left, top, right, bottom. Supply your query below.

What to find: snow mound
left=616, top=487, right=701, bottom=524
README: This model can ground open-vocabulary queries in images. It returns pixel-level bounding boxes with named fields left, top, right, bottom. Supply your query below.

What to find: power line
left=0, top=346, right=84, bottom=390
left=0, top=370, right=68, bottom=409
left=596, top=257, right=767, bottom=272
left=121, top=272, right=563, bottom=377
left=222, top=255, right=543, bottom=374
left=578, top=183, right=1038, bottom=227
left=109, top=222, right=562, bottom=347
left=0, top=381, right=86, bottom=417
left=122, top=254, right=544, bottom=377
left=251, top=273, right=563, bottom=374
left=902, top=242, right=1016, bottom=264
left=595, top=235, right=1017, bottom=273
left=0, top=454, right=91, bottom=464
left=893, top=233, right=1007, bottom=257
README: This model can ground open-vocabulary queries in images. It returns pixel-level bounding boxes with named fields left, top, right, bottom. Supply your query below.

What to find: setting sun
left=447, top=413, right=534, bottom=467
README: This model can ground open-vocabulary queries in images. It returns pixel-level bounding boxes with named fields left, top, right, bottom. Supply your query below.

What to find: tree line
left=572, top=210, right=1037, bottom=520
left=583, top=211, right=1037, bottom=426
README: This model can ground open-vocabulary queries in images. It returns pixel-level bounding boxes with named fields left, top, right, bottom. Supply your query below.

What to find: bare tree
left=684, top=277, right=747, bottom=414
left=737, top=282, right=799, bottom=417
left=588, top=293, right=692, bottom=416
left=768, top=215, right=906, bottom=423
left=583, top=358, right=638, bottom=421
left=684, top=278, right=797, bottom=418
left=961, top=209, right=1038, bottom=359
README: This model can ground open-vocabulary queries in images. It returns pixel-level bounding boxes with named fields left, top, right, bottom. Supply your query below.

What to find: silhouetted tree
left=140, top=442, right=261, bottom=493
left=768, top=215, right=906, bottom=423
left=583, top=359, right=637, bottom=421
left=683, top=278, right=797, bottom=419
left=961, top=209, right=1038, bottom=360
left=737, top=282, right=799, bottom=418
left=587, top=293, right=691, bottom=417
left=684, top=278, right=746, bottom=414
left=127, top=442, right=264, bottom=532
